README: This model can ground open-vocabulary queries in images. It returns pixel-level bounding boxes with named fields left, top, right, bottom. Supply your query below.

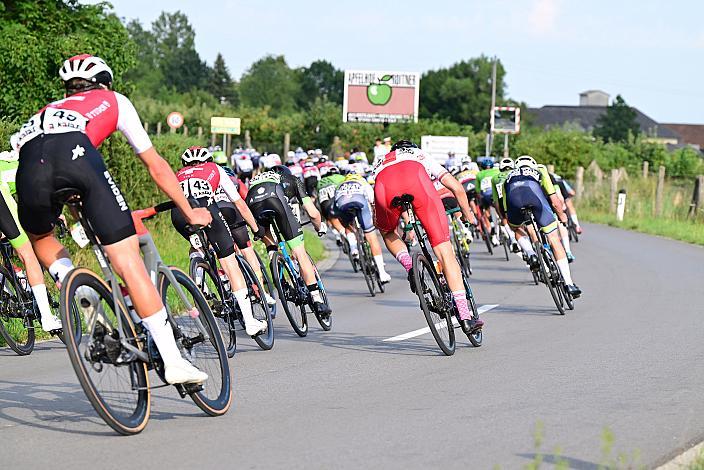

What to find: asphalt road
left=1, top=223, right=703, bottom=469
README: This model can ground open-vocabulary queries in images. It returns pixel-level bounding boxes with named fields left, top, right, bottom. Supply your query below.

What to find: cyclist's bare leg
left=292, top=244, right=316, bottom=285
left=218, top=251, right=266, bottom=333
left=329, top=216, right=345, bottom=234
left=545, top=228, right=575, bottom=285
left=565, top=198, right=581, bottom=229
left=240, top=246, right=262, bottom=282
left=29, top=232, right=70, bottom=270
left=365, top=229, right=390, bottom=279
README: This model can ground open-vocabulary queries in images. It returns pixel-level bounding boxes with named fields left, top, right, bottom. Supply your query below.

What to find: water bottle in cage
left=218, top=269, right=230, bottom=291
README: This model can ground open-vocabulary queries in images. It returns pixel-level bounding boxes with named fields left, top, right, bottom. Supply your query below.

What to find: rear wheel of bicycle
left=60, top=268, right=150, bottom=435
left=271, top=252, right=308, bottom=337
left=238, top=256, right=274, bottom=350
left=453, top=233, right=473, bottom=278
left=501, top=234, right=510, bottom=261
left=462, top=276, right=482, bottom=347
left=0, top=265, right=35, bottom=355
left=158, top=267, right=232, bottom=415
left=308, top=254, right=332, bottom=331
left=190, top=257, right=236, bottom=358
left=255, top=251, right=277, bottom=319
left=482, top=225, right=494, bottom=255
left=413, top=253, right=455, bottom=356
left=560, top=281, right=575, bottom=311
left=537, top=247, right=565, bottom=315
left=359, top=242, right=376, bottom=297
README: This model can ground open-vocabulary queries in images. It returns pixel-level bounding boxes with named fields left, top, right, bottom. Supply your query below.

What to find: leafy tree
left=593, top=95, right=640, bottom=143
left=208, top=53, right=238, bottom=105
left=0, top=0, right=136, bottom=120
left=150, top=11, right=209, bottom=93
left=239, top=55, right=300, bottom=116
left=296, top=60, right=343, bottom=108
left=420, top=56, right=506, bottom=130
left=124, top=19, right=163, bottom=96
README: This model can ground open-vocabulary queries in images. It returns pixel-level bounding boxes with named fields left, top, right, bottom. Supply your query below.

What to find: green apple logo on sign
left=367, top=75, right=393, bottom=106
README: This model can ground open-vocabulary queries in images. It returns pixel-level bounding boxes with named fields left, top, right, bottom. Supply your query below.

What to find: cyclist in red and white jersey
left=173, top=147, right=268, bottom=336
left=373, top=140, right=483, bottom=334
left=13, top=54, right=211, bottom=385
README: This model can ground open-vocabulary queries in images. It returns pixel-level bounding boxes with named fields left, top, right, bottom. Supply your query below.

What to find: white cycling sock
left=556, top=257, right=574, bottom=285
left=347, top=232, right=358, bottom=252
left=233, top=288, right=256, bottom=325
left=560, top=224, right=572, bottom=254
left=517, top=236, right=536, bottom=257
left=310, top=288, right=324, bottom=304
left=507, top=226, right=517, bottom=244
left=571, top=213, right=580, bottom=226
left=141, top=308, right=182, bottom=367
left=31, top=284, right=54, bottom=320
left=374, top=254, right=386, bottom=273
left=49, top=257, right=74, bottom=284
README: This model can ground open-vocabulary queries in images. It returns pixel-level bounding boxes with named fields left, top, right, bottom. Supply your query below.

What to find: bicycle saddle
left=391, top=194, right=414, bottom=208
left=52, top=187, right=82, bottom=205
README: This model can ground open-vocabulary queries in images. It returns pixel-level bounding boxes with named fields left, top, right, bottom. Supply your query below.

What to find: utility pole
left=486, top=56, right=498, bottom=157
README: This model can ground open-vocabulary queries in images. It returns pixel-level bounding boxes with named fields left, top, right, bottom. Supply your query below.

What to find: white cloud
left=528, top=0, right=560, bottom=35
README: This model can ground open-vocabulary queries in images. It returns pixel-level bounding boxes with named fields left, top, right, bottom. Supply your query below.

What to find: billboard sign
left=343, top=70, right=420, bottom=123
left=421, top=135, right=469, bottom=163
left=210, top=116, right=241, bottom=135
left=491, top=106, right=520, bottom=134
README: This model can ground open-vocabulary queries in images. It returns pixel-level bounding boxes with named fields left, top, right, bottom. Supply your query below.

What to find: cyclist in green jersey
left=0, top=150, right=61, bottom=331
left=491, top=157, right=519, bottom=251
left=317, top=166, right=346, bottom=245
left=475, top=158, right=501, bottom=246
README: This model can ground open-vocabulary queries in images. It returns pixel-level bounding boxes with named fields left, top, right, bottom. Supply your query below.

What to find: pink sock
left=396, top=251, right=412, bottom=272
left=452, top=291, right=471, bottom=320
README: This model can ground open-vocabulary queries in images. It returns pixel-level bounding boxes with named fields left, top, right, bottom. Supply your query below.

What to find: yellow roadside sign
left=210, top=117, right=241, bottom=135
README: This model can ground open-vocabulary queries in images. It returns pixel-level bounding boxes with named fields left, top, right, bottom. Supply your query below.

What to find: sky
left=87, top=0, right=703, bottom=123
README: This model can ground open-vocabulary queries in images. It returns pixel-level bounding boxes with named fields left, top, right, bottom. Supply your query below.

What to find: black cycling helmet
left=327, top=166, right=340, bottom=175
left=390, top=139, right=419, bottom=152
left=270, top=164, right=292, bottom=177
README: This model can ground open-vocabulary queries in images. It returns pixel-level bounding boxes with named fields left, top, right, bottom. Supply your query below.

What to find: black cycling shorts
left=246, top=182, right=302, bottom=242
left=218, top=203, right=251, bottom=250
left=441, top=196, right=459, bottom=212
left=17, top=133, right=136, bottom=245
left=304, top=176, right=318, bottom=197
left=319, top=199, right=336, bottom=220
left=171, top=198, right=235, bottom=259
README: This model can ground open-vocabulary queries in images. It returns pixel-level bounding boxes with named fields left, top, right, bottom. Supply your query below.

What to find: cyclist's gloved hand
left=252, top=225, right=266, bottom=240
left=317, top=221, right=328, bottom=237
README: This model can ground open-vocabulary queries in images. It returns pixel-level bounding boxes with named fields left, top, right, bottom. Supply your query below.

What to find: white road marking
left=383, top=304, right=499, bottom=342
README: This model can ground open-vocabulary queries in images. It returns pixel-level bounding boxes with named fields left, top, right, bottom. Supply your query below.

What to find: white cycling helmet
left=515, top=155, right=538, bottom=170
left=59, top=54, right=113, bottom=84
left=314, top=148, right=323, bottom=156
left=181, top=146, right=213, bottom=166
left=287, top=150, right=295, bottom=158
left=499, top=157, right=514, bottom=171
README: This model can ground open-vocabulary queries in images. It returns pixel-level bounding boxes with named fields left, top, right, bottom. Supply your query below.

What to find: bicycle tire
left=413, top=253, right=455, bottom=356
left=158, top=267, right=232, bottom=415
left=537, top=245, right=565, bottom=315
left=501, top=232, right=510, bottom=261
left=189, top=257, right=237, bottom=358
left=560, top=281, right=575, bottom=311
left=307, top=254, right=332, bottom=331
left=462, top=275, right=482, bottom=347
left=482, top=224, right=494, bottom=255
left=238, top=256, right=274, bottom=350
left=255, top=250, right=277, bottom=319
left=60, top=268, right=150, bottom=435
left=452, top=227, right=472, bottom=278
left=270, top=252, right=308, bottom=337
left=0, top=265, right=35, bottom=355
left=359, top=241, right=376, bottom=297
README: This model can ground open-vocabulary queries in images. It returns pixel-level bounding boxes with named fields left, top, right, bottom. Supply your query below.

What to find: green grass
left=688, top=450, right=704, bottom=469
left=577, top=175, right=704, bottom=246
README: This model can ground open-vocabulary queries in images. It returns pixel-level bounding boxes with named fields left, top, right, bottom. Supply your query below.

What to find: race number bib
left=480, top=177, right=493, bottom=192
left=42, top=108, right=88, bottom=134
left=318, top=185, right=336, bottom=203
left=188, top=233, right=203, bottom=250
left=180, top=178, right=213, bottom=199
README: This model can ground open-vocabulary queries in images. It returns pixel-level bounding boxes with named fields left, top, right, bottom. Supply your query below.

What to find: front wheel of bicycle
left=413, top=253, right=455, bottom=356
left=462, top=276, right=482, bottom=347
left=308, top=254, right=332, bottom=331
left=271, top=252, right=308, bottom=337
left=359, top=243, right=376, bottom=297
left=158, top=267, right=232, bottom=416
left=60, top=268, right=150, bottom=435
left=255, top=250, right=277, bottom=319
left=537, top=246, right=565, bottom=315
left=0, top=265, right=35, bottom=355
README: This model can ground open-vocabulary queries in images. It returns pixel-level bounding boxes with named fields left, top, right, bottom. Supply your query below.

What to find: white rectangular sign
left=421, top=135, right=469, bottom=163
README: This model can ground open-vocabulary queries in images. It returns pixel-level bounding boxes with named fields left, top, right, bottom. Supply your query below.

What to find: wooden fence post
left=610, top=168, right=619, bottom=212
left=183, top=125, right=188, bottom=137
left=156, top=121, right=162, bottom=136
left=197, top=126, right=203, bottom=138
left=642, top=161, right=649, bottom=179
left=689, top=175, right=704, bottom=218
left=244, top=130, right=252, bottom=149
left=143, top=121, right=149, bottom=133
left=283, top=132, right=290, bottom=158
left=170, top=125, right=175, bottom=134
left=575, top=166, right=584, bottom=199
left=655, top=165, right=666, bottom=216
left=547, top=164, right=555, bottom=174
left=211, top=134, right=216, bottom=147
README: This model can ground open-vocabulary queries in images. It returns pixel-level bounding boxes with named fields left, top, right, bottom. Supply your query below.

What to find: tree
left=420, top=56, right=506, bottom=130
left=124, top=19, right=163, bottom=96
left=593, top=95, right=640, bottom=143
left=208, top=53, right=238, bottom=105
left=239, top=55, right=300, bottom=115
left=150, top=11, right=210, bottom=93
left=296, top=60, right=343, bottom=108
left=0, top=0, right=136, bottom=120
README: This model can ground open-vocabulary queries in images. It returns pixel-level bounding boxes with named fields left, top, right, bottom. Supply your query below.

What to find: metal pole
left=503, top=134, right=509, bottom=158
left=488, top=56, right=497, bottom=155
